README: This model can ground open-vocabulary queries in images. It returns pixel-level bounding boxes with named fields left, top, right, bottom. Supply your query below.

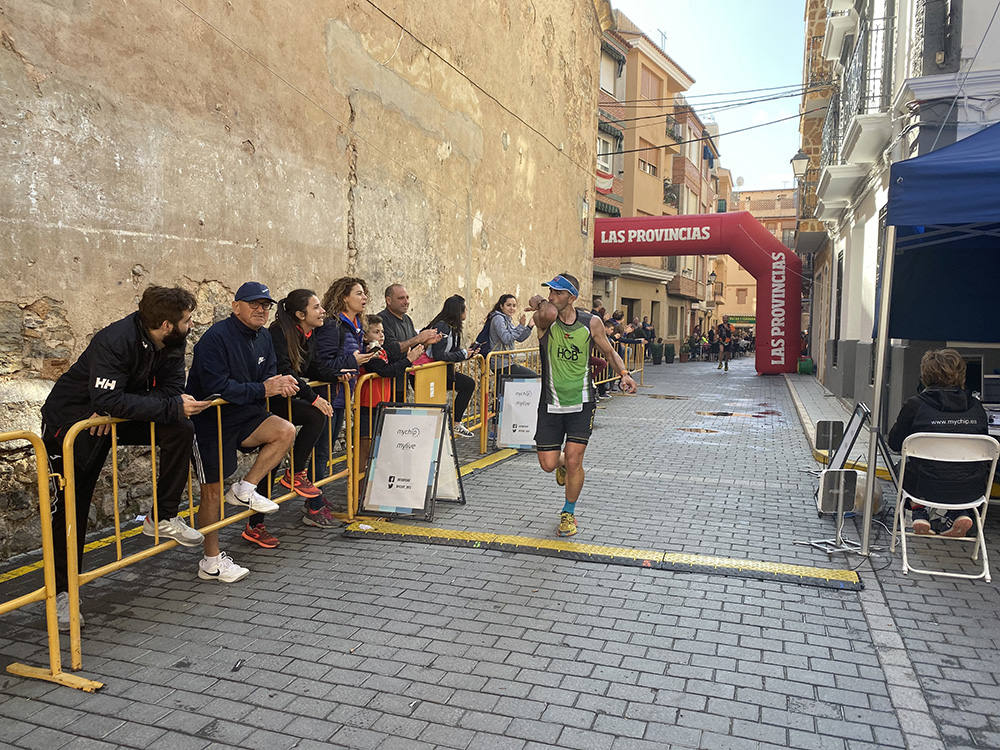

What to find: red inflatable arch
left=594, top=212, right=801, bottom=375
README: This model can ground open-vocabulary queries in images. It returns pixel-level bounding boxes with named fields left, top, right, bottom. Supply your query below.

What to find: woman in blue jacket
left=486, top=294, right=536, bottom=377
left=311, top=277, right=376, bottom=485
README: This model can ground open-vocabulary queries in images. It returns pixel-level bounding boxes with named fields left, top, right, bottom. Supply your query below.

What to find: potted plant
left=679, top=342, right=691, bottom=362
left=664, top=343, right=675, bottom=364
left=649, top=339, right=664, bottom=365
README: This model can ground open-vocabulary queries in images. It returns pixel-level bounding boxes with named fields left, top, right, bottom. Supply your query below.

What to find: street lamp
left=790, top=149, right=809, bottom=180
left=707, top=270, right=717, bottom=286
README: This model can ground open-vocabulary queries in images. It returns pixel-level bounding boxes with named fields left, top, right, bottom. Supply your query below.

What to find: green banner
left=726, top=315, right=755, bottom=324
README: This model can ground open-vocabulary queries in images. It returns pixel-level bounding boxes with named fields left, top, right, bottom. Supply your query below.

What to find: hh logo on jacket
left=94, top=377, right=117, bottom=390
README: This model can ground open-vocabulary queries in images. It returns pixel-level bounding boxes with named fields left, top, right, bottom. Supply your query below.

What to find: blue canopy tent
left=861, top=122, right=1000, bottom=553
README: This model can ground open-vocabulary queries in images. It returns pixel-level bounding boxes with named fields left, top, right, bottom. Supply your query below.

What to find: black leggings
left=43, top=418, right=195, bottom=593
left=449, top=369, right=475, bottom=422
left=251, top=397, right=326, bottom=522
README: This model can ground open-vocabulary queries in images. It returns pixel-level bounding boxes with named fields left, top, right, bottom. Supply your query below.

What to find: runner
left=717, top=316, right=734, bottom=372
left=526, top=273, right=637, bottom=537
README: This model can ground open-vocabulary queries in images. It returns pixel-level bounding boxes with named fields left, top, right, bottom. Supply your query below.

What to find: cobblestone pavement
left=1, top=357, right=998, bottom=749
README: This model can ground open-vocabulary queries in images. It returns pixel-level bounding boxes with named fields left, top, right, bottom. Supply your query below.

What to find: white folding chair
left=890, top=432, right=1000, bottom=582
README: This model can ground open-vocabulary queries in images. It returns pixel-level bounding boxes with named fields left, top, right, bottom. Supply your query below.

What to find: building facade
left=804, top=0, right=1000, bottom=420
left=593, top=11, right=720, bottom=349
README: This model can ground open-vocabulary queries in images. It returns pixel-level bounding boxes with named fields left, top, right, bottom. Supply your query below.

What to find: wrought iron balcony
left=806, top=34, right=835, bottom=87
left=664, top=115, right=682, bottom=142
left=843, top=17, right=894, bottom=119
left=663, top=179, right=679, bottom=208
left=797, top=167, right=820, bottom=219
left=821, top=90, right=841, bottom=170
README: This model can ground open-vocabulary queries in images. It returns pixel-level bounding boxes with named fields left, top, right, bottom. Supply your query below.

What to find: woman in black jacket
left=888, top=348, right=989, bottom=537
left=425, top=294, right=478, bottom=437
left=259, top=289, right=336, bottom=539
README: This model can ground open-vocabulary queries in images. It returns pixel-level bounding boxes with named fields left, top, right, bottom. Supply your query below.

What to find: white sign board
left=362, top=404, right=466, bottom=519
left=497, top=376, right=541, bottom=451
left=364, top=409, right=444, bottom=513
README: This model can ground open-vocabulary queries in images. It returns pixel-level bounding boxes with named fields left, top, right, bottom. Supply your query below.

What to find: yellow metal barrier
left=480, top=347, right=541, bottom=454
left=10, top=380, right=353, bottom=684
left=1, top=430, right=103, bottom=692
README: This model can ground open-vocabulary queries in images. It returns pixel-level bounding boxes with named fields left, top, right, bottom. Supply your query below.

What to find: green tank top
left=538, top=310, right=595, bottom=412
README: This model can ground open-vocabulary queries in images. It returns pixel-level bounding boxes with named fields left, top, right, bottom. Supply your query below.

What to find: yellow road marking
left=346, top=519, right=861, bottom=587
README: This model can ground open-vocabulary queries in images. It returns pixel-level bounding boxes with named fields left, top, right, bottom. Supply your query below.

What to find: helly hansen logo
left=94, top=378, right=117, bottom=390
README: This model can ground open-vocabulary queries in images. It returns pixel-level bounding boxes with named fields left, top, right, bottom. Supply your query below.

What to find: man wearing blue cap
left=526, top=272, right=636, bottom=537
left=187, top=281, right=299, bottom=582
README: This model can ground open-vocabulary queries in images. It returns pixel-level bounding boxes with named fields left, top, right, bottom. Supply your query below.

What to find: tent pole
left=862, top=224, right=896, bottom=555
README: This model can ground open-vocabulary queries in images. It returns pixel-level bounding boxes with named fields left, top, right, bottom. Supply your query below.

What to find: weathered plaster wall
left=0, top=0, right=607, bottom=558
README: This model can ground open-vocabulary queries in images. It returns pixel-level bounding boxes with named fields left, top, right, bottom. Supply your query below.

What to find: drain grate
left=678, top=427, right=718, bottom=433
left=645, top=394, right=691, bottom=400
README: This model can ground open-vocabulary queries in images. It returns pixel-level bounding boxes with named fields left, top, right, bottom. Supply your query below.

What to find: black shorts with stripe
left=534, top=402, right=596, bottom=451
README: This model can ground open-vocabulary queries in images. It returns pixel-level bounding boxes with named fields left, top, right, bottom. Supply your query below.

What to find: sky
left=612, top=0, right=807, bottom=190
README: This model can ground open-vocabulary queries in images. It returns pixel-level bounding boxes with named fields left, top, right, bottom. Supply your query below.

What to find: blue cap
left=542, top=275, right=579, bottom=297
left=234, top=281, right=276, bottom=303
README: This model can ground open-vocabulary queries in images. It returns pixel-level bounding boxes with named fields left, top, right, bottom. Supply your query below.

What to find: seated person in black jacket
left=40, top=286, right=213, bottom=628
left=888, top=348, right=990, bottom=537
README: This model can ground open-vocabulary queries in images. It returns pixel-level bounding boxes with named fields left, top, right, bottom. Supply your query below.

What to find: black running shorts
left=534, top=402, right=596, bottom=451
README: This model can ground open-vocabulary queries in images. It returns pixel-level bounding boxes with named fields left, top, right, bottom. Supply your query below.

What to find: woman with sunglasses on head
left=242, top=289, right=336, bottom=544
left=486, top=294, right=536, bottom=377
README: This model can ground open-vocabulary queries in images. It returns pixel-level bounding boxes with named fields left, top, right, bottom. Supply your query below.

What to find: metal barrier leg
left=3, top=431, right=103, bottom=692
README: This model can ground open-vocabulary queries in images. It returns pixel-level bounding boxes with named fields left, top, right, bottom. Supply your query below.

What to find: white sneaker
left=197, top=552, right=249, bottom=583
left=55, top=591, right=84, bottom=632
left=142, top=515, right=204, bottom=547
left=454, top=423, right=475, bottom=438
left=225, top=483, right=279, bottom=514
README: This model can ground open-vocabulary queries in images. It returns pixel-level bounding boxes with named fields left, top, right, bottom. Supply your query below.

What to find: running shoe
left=55, top=591, right=84, bottom=632
left=242, top=522, right=279, bottom=548
left=225, top=483, right=279, bottom=514
left=941, top=510, right=973, bottom=538
left=142, top=515, right=204, bottom=547
left=279, top=469, right=322, bottom=499
left=303, top=505, right=338, bottom=528
left=555, top=465, right=567, bottom=487
left=198, top=552, right=249, bottom=583
left=557, top=512, right=578, bottom=537
left=911, top=507, right=933, bottom=535
left=454, top=423, right=475, bottom=438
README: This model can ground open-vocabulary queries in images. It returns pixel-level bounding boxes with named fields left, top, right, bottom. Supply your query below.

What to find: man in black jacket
left=888, top=348, right=990, bottom=537
left=41, top=286, right=213, bottom=629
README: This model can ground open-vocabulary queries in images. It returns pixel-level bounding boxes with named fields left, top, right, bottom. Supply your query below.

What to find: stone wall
left=0, top=0, right=610, bottom=559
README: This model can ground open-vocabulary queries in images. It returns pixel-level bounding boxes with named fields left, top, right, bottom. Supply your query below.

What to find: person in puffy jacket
left=40, top=286, right=213, bottom=627
left=424, top=294, right=478, bottom=437
left=888, top=348, right=990, bottom=537
left=311, top=277, right=378, bottom=482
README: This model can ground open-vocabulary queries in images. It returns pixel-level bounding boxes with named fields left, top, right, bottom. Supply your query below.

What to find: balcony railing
left=806, top=34, right=835, bottom=87
left=821, top=89, right=841, bottom=169
left=664, top=115, right=682, bottom=142
left=797, top=167, right=820, bottom=219
left=667, top=275, right=702, bottom=300
left=843, top=17, right=894, bottom=118
left=663, top=179, right=679, bottom=208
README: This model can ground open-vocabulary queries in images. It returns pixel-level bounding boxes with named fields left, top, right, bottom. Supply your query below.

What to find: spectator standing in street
left=888, top=349, right=990, bottom=537
left=377, top=284, right=443, bottom=400
left=527, top=273, right=636, bottom=537
left=265, top=289, right=336, bottom=532
left=312, top=277, right=378, bottom=485
left=424, top=294, right=478, bottom=437
left=717, top=316, right=734, bottom=371
left=41, top=285, right=212, bottom=628
left=188, top=282, right=298, bottom=583
left=487, top=294, right=536, bottom=376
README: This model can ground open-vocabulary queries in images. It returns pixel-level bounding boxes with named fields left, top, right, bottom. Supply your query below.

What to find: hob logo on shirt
left=557, top=343, right=582, bottom=361
left=94, top=378, right=117, bottom=390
